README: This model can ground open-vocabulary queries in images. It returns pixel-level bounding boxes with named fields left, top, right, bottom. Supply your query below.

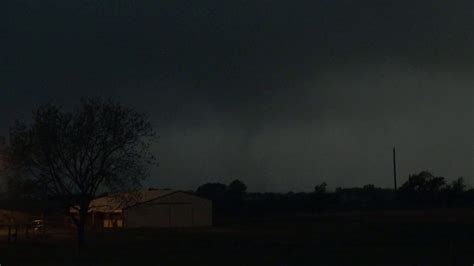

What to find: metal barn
left=72, top=190, right=212, bottom=229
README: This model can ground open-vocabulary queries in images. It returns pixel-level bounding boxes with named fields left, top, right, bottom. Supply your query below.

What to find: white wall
left=123, top=192, right=212, bottom=228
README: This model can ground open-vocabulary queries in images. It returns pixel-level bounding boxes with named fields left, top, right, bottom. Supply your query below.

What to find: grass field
left=1, top=208, right=474, bottom=266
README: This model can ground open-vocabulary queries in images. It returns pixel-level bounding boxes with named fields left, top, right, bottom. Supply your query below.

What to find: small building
left=71, top=189, right=212, bottom=229
left=0, top=209, right=31, bottom=225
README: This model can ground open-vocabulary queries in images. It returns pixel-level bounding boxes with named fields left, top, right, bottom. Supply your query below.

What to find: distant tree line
left=195, top=171, right=474, bottom=218
left=196, top=180, right=247, bottom=215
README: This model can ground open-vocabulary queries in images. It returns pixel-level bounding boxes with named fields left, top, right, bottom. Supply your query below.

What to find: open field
left=1, top=208, right=474, bottom=266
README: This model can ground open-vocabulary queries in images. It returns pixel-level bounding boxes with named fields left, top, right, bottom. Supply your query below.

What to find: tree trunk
left=76, top=209, right=87, bottom=253
left=77, top=223, right=86, bottom=251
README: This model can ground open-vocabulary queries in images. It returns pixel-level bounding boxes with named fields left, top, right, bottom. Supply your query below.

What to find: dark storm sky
left=1, top=0, right=473, bottom=191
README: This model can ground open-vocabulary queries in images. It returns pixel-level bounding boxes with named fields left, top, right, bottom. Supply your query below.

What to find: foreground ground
left=1, top=208, right=474, bottom=265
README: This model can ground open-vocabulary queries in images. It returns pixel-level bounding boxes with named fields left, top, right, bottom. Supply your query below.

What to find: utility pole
left=393, top=147, right=397, bottom=191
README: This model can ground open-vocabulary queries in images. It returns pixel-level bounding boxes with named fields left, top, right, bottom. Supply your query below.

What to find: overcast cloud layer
left=1, top=0, right=473, bottom=191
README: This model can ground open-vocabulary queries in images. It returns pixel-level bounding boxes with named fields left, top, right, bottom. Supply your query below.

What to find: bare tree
left=3, top=98, right=156, bottom=250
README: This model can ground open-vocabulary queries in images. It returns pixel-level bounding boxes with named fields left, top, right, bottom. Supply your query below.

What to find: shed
left=0, top=209, right=31, bottom=225
left=72, top=189, right=212, bottom=228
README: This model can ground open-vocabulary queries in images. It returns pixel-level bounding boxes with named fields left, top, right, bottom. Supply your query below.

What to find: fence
left=0, top=219, right=76, bottom=244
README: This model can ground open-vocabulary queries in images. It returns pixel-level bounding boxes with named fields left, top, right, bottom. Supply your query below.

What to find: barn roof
left=83, top=189, right=178, bottom=213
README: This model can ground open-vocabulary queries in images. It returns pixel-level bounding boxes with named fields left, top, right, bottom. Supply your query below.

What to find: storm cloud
left=1, top=0, right=473, bottom=191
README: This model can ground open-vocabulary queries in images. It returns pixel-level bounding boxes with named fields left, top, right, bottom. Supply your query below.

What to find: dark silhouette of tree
left=227, top=179, right=247, bottom=216
left=196, top=180, right=248, bottom=215
left=446, top=177, right=466, bottom=206
left=228, top=179, right=247, bottom=200
left=399, top=171, right=447, bottom=192
left=2, top=98, right=156, bottom=250
left=312, top=182, right=327, bottom=213
left=194, top=172, right=472, bottom=218
left=450, top=177, right=466, bottom=193
left=196, top=183, right=228, bottom=202
left=399, top=171, right=448, bottom=206
left=196, top=182, right=229, bottom=215
left=314, top=182, right=327, bottom=194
